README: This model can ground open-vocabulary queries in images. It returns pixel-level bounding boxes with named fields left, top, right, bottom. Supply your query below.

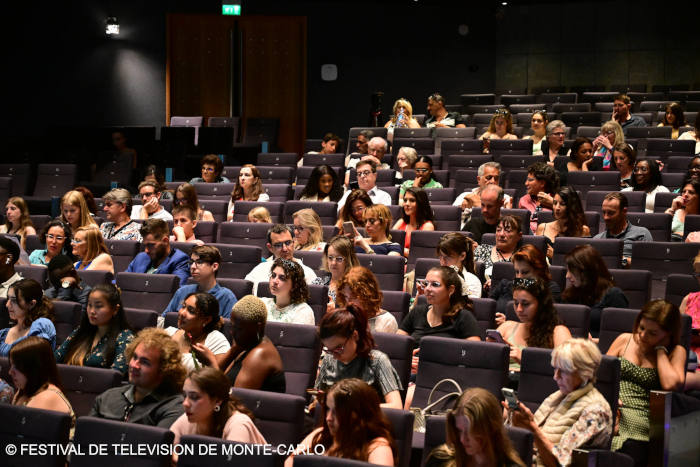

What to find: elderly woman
left=99, top=188, right=142, bottom=241
left=591, top=120, right=625, bottom=170
left=525, top=110, right=548, bottom=155
left=480, top=109, right=518, bottom=154
left=313, top=236, right=359, bottom=304
left=474, top=215, right=523, bottom=282
left=352, top=204, right=402, bottom=256
left=292, top=208, right=325, bottom=251
left=507, top=338, right=613, bottom=467
left=657, top=102, right=686, bottom=139
left=622, top=159, right=669, bottom=212
left=190, top=154, right=230, bottom=184
left=336, top=266, right=398, bottom=333
left=394, top=147, right=418, bottom=185
left=540, top=120, right=567, bottom=163
left=678, top=118, right=700, bottom=154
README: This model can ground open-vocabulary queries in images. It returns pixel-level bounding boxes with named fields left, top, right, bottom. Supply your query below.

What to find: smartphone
left=306, top=389, right=324, bottom=396
left=502, top=388, right=520, bottom=410
left=343, top=221, right=354, bottom=234
left=486, top=329, right=505, bottom=344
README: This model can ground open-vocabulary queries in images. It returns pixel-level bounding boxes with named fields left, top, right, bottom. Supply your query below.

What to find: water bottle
left=396, top=108, right=406, bottom=128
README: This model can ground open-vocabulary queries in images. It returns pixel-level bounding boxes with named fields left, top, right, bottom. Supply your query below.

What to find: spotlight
left=105, top=17, right=120, bottom=35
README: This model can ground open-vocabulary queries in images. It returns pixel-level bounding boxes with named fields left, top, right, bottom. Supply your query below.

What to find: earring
left=256, top=332, right=261, bottom=342
left=5, top=258, right=9, bottom=265
left=214, top=405, right=221, bottom=412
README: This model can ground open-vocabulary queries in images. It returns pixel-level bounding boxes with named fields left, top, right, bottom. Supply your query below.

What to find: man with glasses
left=161, top=245, right=237, bottom=319
left=126, top=219, right=190, bottom=286
left=612, top=94, right=646, bottom=135
left=453, top=162, right=512, bottom=229
left=338, top=159, right=392, bottom=212
left=244, top=224, right=316, bottom=294
left=131, top=181, right=173, bottom=221
left=100, top=188, right=142, bottom=241
left=594, top=192, right=652, bottom=268
left=0, top=236, right=22, bottom=299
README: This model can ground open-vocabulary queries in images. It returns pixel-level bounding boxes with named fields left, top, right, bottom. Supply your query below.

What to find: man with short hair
left=245, top=224, right=316, bottom=294
left=594, top=192, right=652, bottom=267
left=161, top=245, right=237, bottom=319
left=131, top=181, right=173, bottom=221
left=463, top=184, right=504, bottom=243
left=612, top=94, right=647, bottom=135
left=90, top=328, right=185, bottom=428
left=425, top=93, right=467, bottom=128
left=0, top=236, right=22, bottom=298
left=126, top=219, right=190, bottom=286
left=453, top=162, right=512, bottom=228
left=44, top=255, right=92, bottom=312
left=100, top=188, right=142, bottom=241
left=337, top=159, right=393, bottom=211
left=170, top=205, right=203, bottom=245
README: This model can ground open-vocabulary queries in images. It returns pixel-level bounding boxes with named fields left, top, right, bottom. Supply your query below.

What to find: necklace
left=496, top=248, right=512, bottom=262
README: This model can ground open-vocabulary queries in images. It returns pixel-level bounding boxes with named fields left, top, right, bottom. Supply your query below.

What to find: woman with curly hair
left=535, top=186, right=590, bottom=259
left=226, top=164, right=269, bottom=221
left=336, top=266, right=397, bottom=333
left=313, top=236, right=359, bottom=304
left=336, top=189, right=373, bottom=230
left=473, top=215, right=523, bottom=281
left=29, top=220, right=72, bottom=266
left=393, top=186, right=435, bottom=257
left=288, top=378, right=396, bottom=467
left=261, top=258, right=314, bottom=325
left=54, top=283, right=134, bottom=375
left=0, top=278, right=56, bottom=356
left=174, top=183, right=215, bottom=221
left=622, top=159, right=669, bottom=212
left=299, top=164, right=344, bottom=202
left=60, top=190, right=98, bottom=232
left=72, top=225, right=114, bottom=274
left=562, top=245, right=629, bottom=337
left=657, top=102, right=686, bottom=139
left=1, top=196, right=36, bottom=250
left=492, top=277, right=571, bottom=371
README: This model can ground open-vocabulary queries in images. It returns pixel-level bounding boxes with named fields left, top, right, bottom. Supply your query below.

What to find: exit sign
left=222, top=4, right=241, bottom=15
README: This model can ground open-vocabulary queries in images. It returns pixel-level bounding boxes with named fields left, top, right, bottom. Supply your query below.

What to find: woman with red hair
left=336, top=266, right=397, bottom=333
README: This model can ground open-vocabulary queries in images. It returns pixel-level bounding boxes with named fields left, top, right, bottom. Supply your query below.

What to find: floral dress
left=54, top=328, right=135, bottom=375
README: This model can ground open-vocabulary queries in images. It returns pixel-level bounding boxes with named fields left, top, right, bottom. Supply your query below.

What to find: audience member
left=29, top=220, right=72, bottom=266
left=162, top=245, right=237, bottom=319
left=352, top=204, right=402, bottom=256
left=346, top=130, right=374, bottom=168
left=44, top=255, right=91, bottom=312
left=142, top=165, right=174, bottom=200
left=61, top=190, right=98, bottom=231
left=293, top=208, right=325, bottom=251
left=314, top=235, right=359, bottom=304
left=385, top=98, right=421, bottom=138
left=678, top=118, right=700, bottom=154
left=667, top=179, right=700, bottom=240
left=305, top=132, right=341, bottom=156
left=436, top=232, right=482, bottom=298
left=338, top=159, right=391, bottom=209
left=519, top=161, right=559, bottom=233
left=189, top=154, right=230, bottom=184
left=612, top=93, right=648, bottom=134
left=393, top=187, right=436, bottom=256
left=611, top=143, right=636, bottom=188
left=535, top=187, right=590, bottom=259
left=337, top=189, right=373, bottom=230
left=456, top=163, right=512, bottom=231
left=174, top=183, right=215, bottom=221
left=131, top=181, right=174, bottom=221
left=72, top=225, right=114, bottom=274
left=562, top=245, right=629, bottom=337
left=0, top=278, right=56, bottom=356
left=424, top=93, right=467, bottom=128
left=399, top=155, right=443, bottom=199
left=299, top=164, right=344, bottom=202
left=200, top=295, right=285, bottom=393
left=109, top=130, right=138, bottom=168
left=680, top=156, right=700, bottom=187
left=680, top=251, right=700, bottom=355
left=541, top=119, right=568, bottom=163
left=507, top=338, right=612, bottom=467
left=594, top=192, right=653, bottom=267
left=474, top=215, right=523, bottom=281
left=366, top=137, right=392, bottom=169
left=90, top=327, right=186, bottom=427
left=99, top=188, right=142, bottom=241
left=480, top=109, right=517, bottom=154
left=524, top=110, right=548, bottom=155
left=126, top=219, right=190, bottom=287
left=248, top=206, right=272, bottom=223
left=657, top=102, right=686, bottom=139
left=226, top=164, right=269, bottom=221
left=170, top=205, right=204, bottom=245
left=622, top=158, right=669, bottom=212
left=0, top=236, right=23, bottom=298
left=591, top=120, right=626, bottom=170
left=74, top=186, right=98, bottom=215
left=491, top=277, right=571, bottom=371
left=261, top=258, right=314, bottom=325
left=607, top=300, right=685, bottom=466
left=336, top=266, right=398, bottom=333
left=394, top=146, right=418, bottom=185
left=566, top=137, right=594, bottom=172
left=1, top=197, right=36, bottom=250
left=54, top=283, right=133, bottom=375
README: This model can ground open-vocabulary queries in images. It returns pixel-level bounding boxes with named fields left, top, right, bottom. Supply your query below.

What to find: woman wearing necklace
left=473, top=215, right=523, bottom=285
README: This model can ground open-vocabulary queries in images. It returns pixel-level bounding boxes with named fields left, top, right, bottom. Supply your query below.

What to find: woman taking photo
left=60, top=190, right=98, bottom=232
left=435, top=232, right=482, bottom=298
left=474, top=215, right=523, bottom=282
left=507, top=339, right=612, bottom=467
left=175, top=183, right=215, bottom=221
left=313, top=236, right=359, bottom=304
left=0, top=278, right=56, bottom=356
left=336, top=266, right=398, bottom=333
left=607, top=300, right=685, bottom=465
left=196, top=295, right=285, bottom=392
left=29, top=220, right=72, bottom=266
left=492, top=277, right=571, bottom=371
left=622, top=159, right=669, bottom=212
left=289, top=378, right=396, bottom=467
left=72, top=225, right=114, bottom=274
left=426, top=387, right=525, bottom=467
left=666, top=179, right=700, bottom=240
left=261, top=258, right=315, bottom=325
left=226, top=164, right=269, bottom=221
left=535, top=187, right=590, bottom=260
left=562, top=245, right=629, bottom=337
left=1, top=197, right=36, bottom=250
left=591, top=121, right=625, bottom=170
left=393, top=187, right=435, bottom=257
left=292, top=209, right=325, bottom=252
left=54, top=284, right=134, bottom=375
left=299, top=164, right=344, bottom=202
left=336, top=189, right=373, bottom=230
left=316, top=307, right=402, bottom=408
left=399, top=155, right=443, bottom=199
left=352, top=204, right=402, bottom=256
left=525, top=110, right=548, bottom=156
left=657, top=102, right=686, bottom=139
left=541, top=120, right=568, bottom=163
left=480, top=109, right=517, bottom=154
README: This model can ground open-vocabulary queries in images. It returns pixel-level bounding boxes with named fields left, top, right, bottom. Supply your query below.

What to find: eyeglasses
left=202, top=167, right=216, bottom=173
left=188, top=259, right=210, bottom=268
left=71, top=238, right=85, bottom=244
left=322, top=336, right=350, bottom=355
left=46, top=234, right=66, bottom=241
left=271, top=240, right=293, bottom=250
left=293, top=225, right=305, bottom=232
left=357, top=170, right=373, bottom=177
left=364, top=218, right=381, bottom=225
left=414, top=168, right=430, bottom=174
left=140, top=191, right=157, bottom=198
left=327, top=255, right=345, bottom=263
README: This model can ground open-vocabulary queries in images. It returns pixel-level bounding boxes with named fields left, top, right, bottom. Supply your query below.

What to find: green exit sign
left=222, top=4, right=241, bottom=15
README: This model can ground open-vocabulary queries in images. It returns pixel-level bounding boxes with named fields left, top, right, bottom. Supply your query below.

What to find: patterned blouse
left=548, top=403, right=612, bottom=466
left=54, top=328, right=135, bottom=375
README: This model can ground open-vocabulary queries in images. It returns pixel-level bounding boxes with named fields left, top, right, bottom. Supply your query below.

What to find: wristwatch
left=61, top=280, right=72, bottom=289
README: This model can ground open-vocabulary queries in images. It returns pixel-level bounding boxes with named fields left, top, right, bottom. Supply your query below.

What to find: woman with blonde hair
left=60, top=190, right=97, bottom=232
left=352, top=204, right=402, bottom=256
left=385, top=98, right=421, bottom=130
left=1, top=196, right=36, bottom=250
left=292, top=208, right=325, bottom=251
left=480, top=109, right=518, bottom=154
left=72, top=225, right=114, bottom=274
left=175, top=183, right=215, bottom=221
left=226, top=164, right=269, bottom=221
left=248, top=206, right=272, bottom=223
left=591, top=120, right=625, bottom=170
left=313, top=235, right=359, bottom=304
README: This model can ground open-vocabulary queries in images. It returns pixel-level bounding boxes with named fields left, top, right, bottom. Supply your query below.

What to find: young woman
left=72, top=225, right=114, bottom=274
left=226, top=164, right=269, bottom=221
left=622, top=159, right=669, bottom=212
left=316, top=308, right=403, bottom=409
left=426, top=387, right=525, bottom=467
left=0, top=279, right=56, bottom=356
left=666, top=179, right=700, bottom=240
left=657, top=102, right=686, bottom=139
left=54, top=284, right=134, bottom=375
left=435, top=232, right=482, bottom=298
left=1, top=197, right=36, bottom=250
left=261, top=258, right=314, bottom=325
left=292, top=208, right=325, bottom=252
left=299, top=164, right=344, bottom=202
left=336, top=189, right=373, bottom=230
left=566, top=137, right=594, bottom=172
left=480, top=109, right=518, bottom=154
left=60, top=190, right=98, bottom=232
left=562, top=245, right=629, bottom=337
left=289, top=378, right=396, bottom=467
left=525, top=110, right=548, bottom=156
left=678, top=118, right=700, bottom=154
left=336, top=266, right=398, bottom=333
left=313, top=235, right=359, bottom=304
left=29, top=220, right=72, bottom=266
left=682, top=253, right=700, bottom=391
left=492, top=277, right=571, bottom=371
left=591, top=121, right=625, bottom=170
left=399, top=155, right=443, bottom=199
left=352, top=204, right=402, bottom=256
left=175, top=183, right=215, bottom=221
left=473, top=215, right=523, bottom=282
left=165, top=292, right=230, bottom=372
left=535, top=187, right=590, bottom=260
left=607, top=301, right=685, bottom=465
left=613, top=143, right=636, bottom=188
left=393, top=187, right=435, bottom=257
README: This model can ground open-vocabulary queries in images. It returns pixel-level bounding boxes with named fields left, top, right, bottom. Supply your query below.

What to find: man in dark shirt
left=90, top=328, right=186, bottom=428
left=464, top=185, right=504, bottom=243
left=424, top=93, right=467, bottom=128
left=613, top=94, right=646, bottom=135
left=593, top=192, right=653, bottom=267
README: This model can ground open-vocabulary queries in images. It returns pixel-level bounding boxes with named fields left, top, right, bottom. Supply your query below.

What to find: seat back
left=232, top=201, right=285, bottom=223
left=284, top=201, right=338, bottom=225
left=264, top=321, right=321, bottom=398
left=116, top=272, right=179, bottom=311
left=57, top=365, right=123, bottom=417
left=180, top=437, right=278, bottom=467
left=489, top=139, right=533, bottom=156
left=105, top=239, right=141, bottom=273
left=430, top=205, right=461, bottom=231
left=77, top=269, right=114, bottom=287
left=407, top=230, right=458, bottom=269
left=554, top=303, right=591, bottom=338
left=609, top=268, right=652, bottom=309
left=472, top=298, right=497, bottom=339
left=0, top=163, right=31, bottom=195
left=263, top=184, right=293, bottom=202
left=598, top=308, right=639, bottom=353
left=356, top=253, right=405, bottom=291
left=293, top=250, right=323, bottom=271
left=664, top=274, right=698, bottom=307
left=294, top=456, right=372, bottom=467
left=567, top=171, right=621, bottom=199
left=645, top=138, right=695, bottom=158
left=217, top=221, right=273, bottom=251
left=381, top=290, right=411, bottom=326
left=53, top=300, right=82, bottom=345
left=381, top=408, right=415, bottom=467
left=683, top=214, right=700, bottom=240
left=626, top=213, right=672, bottom=242
left=373, top=332, right=414, bottom=401
left=586, top=190, right=646, bottom=213
left=552, top=237, right=623, bottom=270
left=302, top=153, right=345, bottom=167
left=192, top=220, right=218, bottom=243
left=422, top=187, right=456, bottom=205
left=231, top=387, right=306, bottom=446
left=518, top=348, right=560, bottom=412
left=33, top=164, right=78, bottom=197
left=210, top=243, right=263, bottom=279
left=257, top=152, right=298, bottom=167
left=124, top=307, right=159, bottom=331
left=630, top=241, right=700, bottom=280
left=217, top=278, right=254, bottom=300
left=193, top=182, right=236, bottom=200
left=15, top=264, right=49, bottom=288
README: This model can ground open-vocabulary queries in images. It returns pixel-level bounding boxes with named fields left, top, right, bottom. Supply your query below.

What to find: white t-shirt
left=131, top=205, right=173, bottom=221
left=164, top=327, right=230, bottom=372
left=622, top=185, right=670, bottom=212
left=244, top=258, right=317, bottom=295
left=261, top=297, right=315, bottom=325
left=337, top=186, right=393, bottom=211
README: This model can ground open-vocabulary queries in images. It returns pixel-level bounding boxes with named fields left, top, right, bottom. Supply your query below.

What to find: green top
left=612, top=357, right=660, bottom=450
left=399, top=178, right=443, bottom=197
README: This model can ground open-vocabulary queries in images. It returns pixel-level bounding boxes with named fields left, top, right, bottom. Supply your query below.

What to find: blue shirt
left=0, top=318, right=56, bottom=356
left=126, top=248, right=191, bottom=287
left=162, top=283, right=237, bottom=319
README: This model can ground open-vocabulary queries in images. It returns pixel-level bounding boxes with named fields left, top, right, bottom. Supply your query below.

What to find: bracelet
left=655, top=346, right=668, bottom=354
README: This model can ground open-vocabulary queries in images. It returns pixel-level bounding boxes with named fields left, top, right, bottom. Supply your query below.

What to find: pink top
left=169, top=410, right=267, bottom=445
left=518, top=194, right=552, bottom=234
left=686, top=291, right=700, bottom=353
